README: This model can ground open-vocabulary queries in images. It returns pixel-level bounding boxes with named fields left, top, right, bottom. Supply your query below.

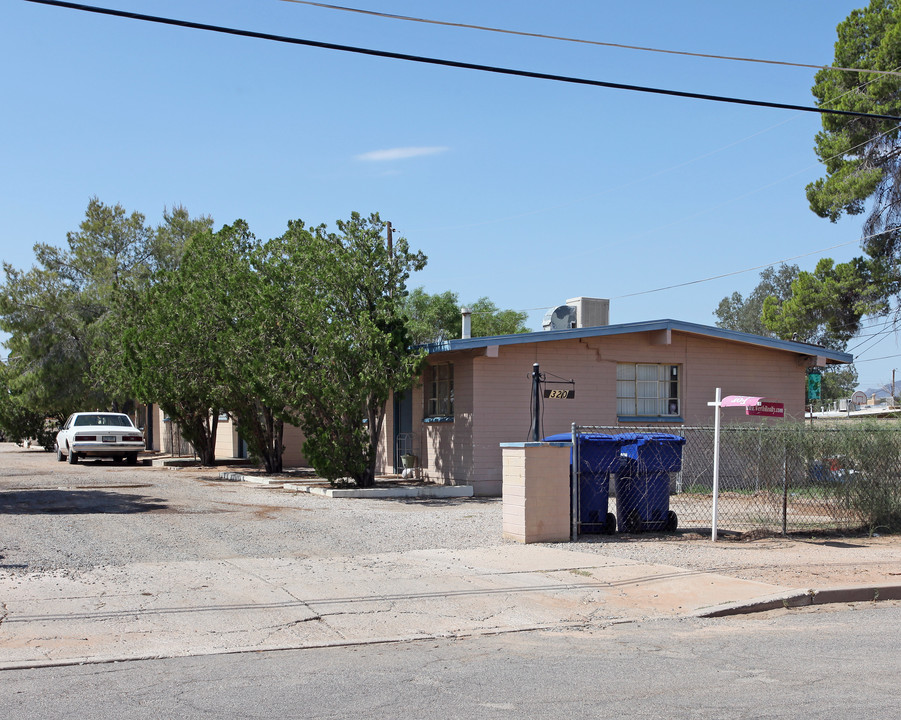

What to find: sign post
left=707, top=392, right=784, bottom=541
left=707, top=388, right=723, bottom=542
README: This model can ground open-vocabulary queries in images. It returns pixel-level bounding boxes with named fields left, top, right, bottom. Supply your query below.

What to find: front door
left=393, top=389, right=413, bottom=473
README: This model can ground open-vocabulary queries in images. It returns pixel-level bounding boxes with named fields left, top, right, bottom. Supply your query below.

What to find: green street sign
left=807, top=371, right=822, bottom=401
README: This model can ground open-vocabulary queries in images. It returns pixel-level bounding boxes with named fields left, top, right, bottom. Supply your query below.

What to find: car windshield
left=73, top=414, right=133, bottom=427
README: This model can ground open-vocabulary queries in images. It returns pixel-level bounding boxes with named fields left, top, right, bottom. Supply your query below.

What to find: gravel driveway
left=3, top=443, right=901, bottom=589
left=0, top=444, right=502, bottom=574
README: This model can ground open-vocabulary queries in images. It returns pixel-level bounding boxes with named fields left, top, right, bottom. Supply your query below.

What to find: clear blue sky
left=2, top=0, right=898, bottom=393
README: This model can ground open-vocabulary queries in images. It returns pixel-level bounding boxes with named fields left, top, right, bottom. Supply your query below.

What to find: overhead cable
left=469, top=227, right=900, bottom=316
left=22, top=1, right=901, bottom=122
left=280, top=0, right=901, bottom=79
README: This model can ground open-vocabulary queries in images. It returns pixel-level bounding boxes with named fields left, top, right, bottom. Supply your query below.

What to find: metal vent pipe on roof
left=461, top=307, right=472, bottom=339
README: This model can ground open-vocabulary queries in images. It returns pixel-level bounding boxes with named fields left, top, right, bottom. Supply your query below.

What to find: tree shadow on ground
left=0, top=489, right=169, bottom=514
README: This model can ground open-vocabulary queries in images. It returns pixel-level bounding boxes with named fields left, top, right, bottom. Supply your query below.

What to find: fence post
left=570, top=422, right=578, bottom=541
left=676, top=425, right=685, bottom=494
left=756, top=426, right=761, bottom=493
left=782, top=445, right=789, bottom=536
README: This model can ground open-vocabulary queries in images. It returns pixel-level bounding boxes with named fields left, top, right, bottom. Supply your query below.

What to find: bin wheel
left=604, top=513, right=617, bottom=534
left=625, top=510, right=643, bottom=534
left=665, top=510, right=678, bottom=532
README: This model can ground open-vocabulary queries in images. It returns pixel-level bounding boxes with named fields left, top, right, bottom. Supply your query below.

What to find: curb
left=217, top=471, right=474, bottom=498
left=694, top=583, right=901, bottom=617
left=0, top=622, right=579, bottom=672
left=289, top=484, right=474, bottom=498
left=153, top=458, right=253, bottom=468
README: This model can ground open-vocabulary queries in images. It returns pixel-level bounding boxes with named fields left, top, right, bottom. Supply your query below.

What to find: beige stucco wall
left=214, top=415, right=238, bottom=459
left=502, top=443, right=571, bottom=543
left=213, top=416, right=307, bottom=467
left=397, top=352, right=475, bottom=487
left=414, top=330, right=812, bottom=496
left=281, top=423, right=307, bottom=468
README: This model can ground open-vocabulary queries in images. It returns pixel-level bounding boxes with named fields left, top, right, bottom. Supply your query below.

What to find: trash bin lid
left=542, top=433, right=623, bottom=445
left=615, top=432, right=686, bottom=445
left=541, top=433, right=572, bottom=442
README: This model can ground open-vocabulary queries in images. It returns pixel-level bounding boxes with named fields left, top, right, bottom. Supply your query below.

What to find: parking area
left=0, top=444, right=501, bottom=574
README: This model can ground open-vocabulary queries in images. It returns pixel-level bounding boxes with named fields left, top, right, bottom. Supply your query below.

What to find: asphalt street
left=2, top=603, right=899, bottom=719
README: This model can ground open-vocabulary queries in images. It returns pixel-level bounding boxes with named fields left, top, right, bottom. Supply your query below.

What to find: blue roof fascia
left=421, top=319, right=853, bottom=364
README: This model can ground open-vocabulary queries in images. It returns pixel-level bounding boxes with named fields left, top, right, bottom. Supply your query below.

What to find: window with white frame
left=426, top=363, right=454, bottom=418
left=616, top=363, right=680, bottom=417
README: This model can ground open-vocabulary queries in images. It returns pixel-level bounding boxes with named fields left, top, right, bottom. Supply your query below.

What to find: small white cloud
left=355, top=146, right=449, bottom=162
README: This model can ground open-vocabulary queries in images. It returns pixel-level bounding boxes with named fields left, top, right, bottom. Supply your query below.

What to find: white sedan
left=55, top=412, right=145, bottom=465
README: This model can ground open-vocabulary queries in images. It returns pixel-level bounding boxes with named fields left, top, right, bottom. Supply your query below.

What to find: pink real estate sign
left=720, top=395, right=784, bottom=418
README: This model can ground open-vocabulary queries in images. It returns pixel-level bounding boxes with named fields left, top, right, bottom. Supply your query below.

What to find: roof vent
left=542, top=304, right=576, bottom=331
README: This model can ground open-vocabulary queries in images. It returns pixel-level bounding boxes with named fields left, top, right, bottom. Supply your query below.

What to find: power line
left=853, top=352, right=901, bottom=364
left=410, top=64, right=899, bottom=237
left=22, top=1, right=901, bottom=122
left=472, top=228, right=899, bottom=319
left=280, top=0, right=901, bottom=79
left=610, top=234, right=888, bottom=300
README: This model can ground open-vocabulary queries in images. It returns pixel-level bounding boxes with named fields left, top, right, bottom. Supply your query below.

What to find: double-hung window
left=426, top=363, right=454, bottom=418
left=616, top=363, right=680, bottom=418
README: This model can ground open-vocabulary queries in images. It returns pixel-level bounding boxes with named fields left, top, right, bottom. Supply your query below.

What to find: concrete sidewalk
left=0, top=544, right=831, bottom=670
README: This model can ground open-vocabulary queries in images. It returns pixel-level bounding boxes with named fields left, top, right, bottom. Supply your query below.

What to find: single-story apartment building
left=376, top=299, right=852, bottom=496
left=141, top=297, right=852, bottom=496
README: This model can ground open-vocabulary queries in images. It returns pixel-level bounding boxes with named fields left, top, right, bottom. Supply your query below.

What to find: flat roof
left=423, top=318, right=853, bottom=364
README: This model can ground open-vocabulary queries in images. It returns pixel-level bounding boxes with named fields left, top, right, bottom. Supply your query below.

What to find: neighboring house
left=376, top=299, right=852, bottom=497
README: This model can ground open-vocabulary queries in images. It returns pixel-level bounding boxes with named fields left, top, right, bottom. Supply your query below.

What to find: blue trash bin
left=615, top=434, right=686, bottom=533
left=543, top=433, right=623, bottom=534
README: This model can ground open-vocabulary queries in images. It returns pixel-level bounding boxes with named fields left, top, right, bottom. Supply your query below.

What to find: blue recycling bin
left=614, top=434, right=686, bottom=533
left=543, top=433, right=623, bottom=534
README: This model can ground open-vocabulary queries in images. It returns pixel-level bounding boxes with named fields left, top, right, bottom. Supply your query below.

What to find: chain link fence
left=573, top=423, right=901, bottom=537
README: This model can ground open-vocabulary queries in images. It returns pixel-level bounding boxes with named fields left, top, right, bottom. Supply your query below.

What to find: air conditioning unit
left=542, top=305, right=576, bottom=330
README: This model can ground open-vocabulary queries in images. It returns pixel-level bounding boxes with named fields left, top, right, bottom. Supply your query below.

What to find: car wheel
left=126, top=452, right=138, bottom=465
left=56, top=444, right=65, bottom=462
left=66, top=447, right=78, bottom=464
left=112, top=456, right=123, bottom=464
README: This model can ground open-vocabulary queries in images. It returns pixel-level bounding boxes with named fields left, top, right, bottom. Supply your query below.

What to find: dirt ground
left=565, top=531, right=901, bottom=590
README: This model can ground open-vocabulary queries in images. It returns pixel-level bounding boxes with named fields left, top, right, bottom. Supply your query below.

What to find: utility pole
left=386, top=221, right=393, bottom=255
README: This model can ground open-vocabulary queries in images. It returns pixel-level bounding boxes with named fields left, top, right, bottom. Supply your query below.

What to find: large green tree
left=118, top=211, right=427, bottom=479
left=0, top=198, right=212, bottom=424
left=804, top=0, right=901, bottom=332
left=285, top=213, right=427, bottom=486
left=808, top=1, right=901, bottom=233
left=120, top=223, right=251, bottom=465
left=761, top=257, right=885, bottom=347
left=820, top=365, right=860, bottom=402
left=121, top=219, right=311, bottom=471
left=715, top=264, right=800, bottom=336
left=0, top=358, right=56, bottom=448
left=716, top=264, right=860, bottom=403
left=404, top=288, right=529, bottom=344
